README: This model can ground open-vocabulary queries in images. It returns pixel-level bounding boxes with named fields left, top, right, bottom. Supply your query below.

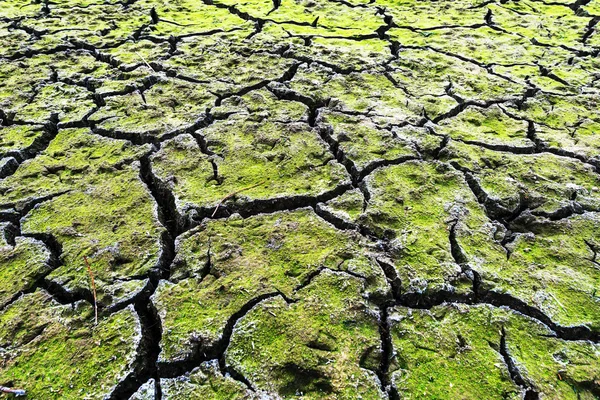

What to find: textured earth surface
left=1, top=0, right=600, bottom=399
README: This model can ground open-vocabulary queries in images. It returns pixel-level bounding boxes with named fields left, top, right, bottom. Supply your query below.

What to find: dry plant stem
left=84, top=256, right=98, bottom=325
left=211, top=180, right=267, bottom=217
left=135, top=51, right=156, bottom=72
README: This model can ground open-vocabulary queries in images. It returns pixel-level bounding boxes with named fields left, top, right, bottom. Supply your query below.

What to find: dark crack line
left=499, top=327, right=540, bottom=399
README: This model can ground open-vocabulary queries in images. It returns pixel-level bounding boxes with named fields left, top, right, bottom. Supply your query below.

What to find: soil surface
left=1, top=0, right=600, bottom=399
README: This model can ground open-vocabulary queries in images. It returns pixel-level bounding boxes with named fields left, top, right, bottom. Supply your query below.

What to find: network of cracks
left=0, top=0, right=600, bottom=398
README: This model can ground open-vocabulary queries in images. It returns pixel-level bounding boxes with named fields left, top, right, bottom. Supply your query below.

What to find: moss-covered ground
left=1, top=0, right=599, bottom=398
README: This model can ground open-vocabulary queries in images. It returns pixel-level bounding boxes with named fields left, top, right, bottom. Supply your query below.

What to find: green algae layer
left=1, top=0, right=600, bottom=398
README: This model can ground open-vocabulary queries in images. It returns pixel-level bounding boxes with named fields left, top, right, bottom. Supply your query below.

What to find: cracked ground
left=0, top=0, right=600, bottom=398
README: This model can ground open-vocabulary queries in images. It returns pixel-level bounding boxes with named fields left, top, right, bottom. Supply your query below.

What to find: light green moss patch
left=389, top=304, right=521, bottom=399
left=443, top=140, right=600, bottom=215
left=226, top=270, right=386, bottom=399
left=150, top=120, right=349, bottom=214
left=154, top=208, right=388, bottom=362
left=0, top=129, right=164, bottom=307
left=457, top=212, right=600, bottom=329
left=390, top=303, right=600, bottom=399
left=319, top=110, right=418, bottom=172
left=362, top=161, right=484, bottom=293
left=92, top=78, right=215, bottom=138
left=435, top=105, right=531, bottom=148
left=0, top=291, right=141, bottom=399
left=0, top=237, right=51, bottom=308
left=387, top=49, right=524, bottom=102
left=0, top=125, right=45, bottom=156
left=160, top=361, right=259, bottom=399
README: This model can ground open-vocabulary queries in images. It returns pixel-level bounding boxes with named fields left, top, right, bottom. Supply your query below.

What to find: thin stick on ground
left=84, top=256, right=98, bottom=325
left=134, top=51, right=155, bottom=72
left=211, top=180, right=267, bottom=217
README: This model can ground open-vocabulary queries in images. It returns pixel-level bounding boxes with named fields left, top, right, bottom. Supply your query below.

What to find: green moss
left=391, top=26, right=572, bottom=67
left=139, top=0, right=250, bottom=37
left=362, top=161, right=484, bottom=293
left=11, top=83, right=94, bottom=124
left=0, top=129, right=164, bottom=307
left=389, top=304, right=521, bottom=399
left=154, top=208, right=388, bottom=362
left=160, top=361, right=257, bottom=399
left=435, top=105, right=530, bottom=147
left=386, top=49, right=524, bottom=102
left=443, top=140, right=600, bottom=214
left=23, top=3, right=151, bottom=49
left=212, top=0, right=382, bottom=37
left=0, top=291, right=140, bottom=399
left=0, top=23, right=29, bottom=58
left=162, top=33, right=295, bottom=96
left=390, top=304, right=600, bottom=399
left=319, top=110, right=418, bottom=171
left=537, top=121, right=600, bottom=161
left=505, top=307, right=600, bottom=399
left=490, top=2, right=592, bottom=50
left=0, top=237, right=51, bottom=308
left=0, top=125, right=45, bottom=155
left=505, top=93, right=599, bottom=131
left=0, top=0, right=39, bottom=19
left=233, top=88, right=308, bottom=123
left=92, top=79, right=215, bottom=138
left=378, top=0, right=487, bottom=29
left=319, top=188, right=365, bottom=222
left=226, top=270, right=385, bottom=399
left=458, top=212, right=600, bottom=329
left=290, top=66, right=429, bottom=126
left=151, top=121, right=349, bottom=213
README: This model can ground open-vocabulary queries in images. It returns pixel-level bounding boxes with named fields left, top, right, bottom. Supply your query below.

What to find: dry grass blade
left=211, top=180, right=267, bottom=217
left=134, top=51, right=155, bottom=72
left=84, top=256, right=98, bottom=325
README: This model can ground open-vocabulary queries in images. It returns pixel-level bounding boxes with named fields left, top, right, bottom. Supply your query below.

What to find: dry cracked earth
left=1, top=0, right=600, bottom=398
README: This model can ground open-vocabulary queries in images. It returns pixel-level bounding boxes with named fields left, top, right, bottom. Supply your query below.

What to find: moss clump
left=361, top=161, right=484, bottom=294
left=154, top=208, right=388, bottom=362
left=0, top=129, right=164, bottom=307
left=92, top=78, right=215, bottom=139
left=162, top=34, right=295, bottom=96
left=0, top=237, right=51, bottom=308
left=318, top=110, right=418, bottom=173
left=150, top=121, right=350, bottom=214
left=458, top=212, right=600, bottom=330
left=443, top=140, right=600, bottom=215
left=435, top=105, right=530, bottom=148
left=0, top=291, right=141, bottom=399
left=0, top=125, right=45, bottom=157
left=226, top=270, right=385, bottom=399
left=389, top=304, right=521, bottom=399
left=390, top=304, right=600, bottom=399
left=160, top=360, right=259, bottom=399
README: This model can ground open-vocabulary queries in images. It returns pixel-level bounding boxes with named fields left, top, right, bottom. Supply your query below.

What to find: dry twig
left=134, top=51, right=155, bottom=72
left=84, top=256, right=98, bottom=325
left=211, top=180, right=266, bottom=217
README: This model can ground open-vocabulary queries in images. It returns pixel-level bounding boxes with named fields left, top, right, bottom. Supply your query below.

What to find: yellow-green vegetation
left=390, top=304, right=600, bottom=399
left=0, top=237, right=51, bottom=308
left=0, top=291, right=141, bottom=399
left=153, top=209, right=388, bottom=362
left=226, top=270, right=386, bottom=399
left=0, top=0, right=599, bottom=398
left=0, top=129, right=164, bottom=307
left=150, top=116, right=350, bottom=215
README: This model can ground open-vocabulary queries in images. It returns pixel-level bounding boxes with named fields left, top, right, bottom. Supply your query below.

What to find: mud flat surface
left=1, top=0, right=600, bottom=398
